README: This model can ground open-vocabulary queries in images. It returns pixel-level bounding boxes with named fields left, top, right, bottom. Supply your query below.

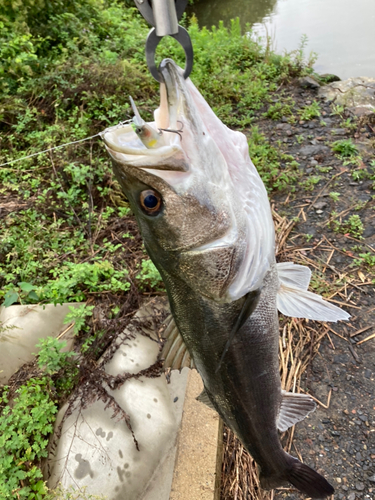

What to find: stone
left=331, top=128, right=347, bottom=136
left=0, top=303, right=81, bottom=384
left=313, top=201, right=328, bottom=210
left=299, top=76, right=321, bottom=89
left=319, top=73, right=341, bottom=83
left=319, top=77, right=375, bottom=116
left=356, top=482, right=365, bottom=491
left=348, top=493, right=356, bottom=500
left=369, top=475, right=375, bottom=482
left=300, top=145, right=330, bottom=156
left=363, top=226, right=375, bottom=238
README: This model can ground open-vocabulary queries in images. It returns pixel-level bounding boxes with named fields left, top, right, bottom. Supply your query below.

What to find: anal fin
left=277, top=390, right=316, bottom=432
left=160, top=315, right=195, bottom=371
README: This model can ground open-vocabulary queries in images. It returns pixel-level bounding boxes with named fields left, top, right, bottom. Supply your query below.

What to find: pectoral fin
left=277, top=390, right=316, bottom=432
left=215, top=289, right=261, bottom=374
left=160, top=315, right=195, bottom=371
left=277, top=283, right=350, bottom=322
left=196, top=389, right=216, bottom=411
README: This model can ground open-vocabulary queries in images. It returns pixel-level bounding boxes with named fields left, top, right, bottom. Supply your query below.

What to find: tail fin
left=286, top=459, right=334, bottom=498
left=260, top=457, right=334, bottom=499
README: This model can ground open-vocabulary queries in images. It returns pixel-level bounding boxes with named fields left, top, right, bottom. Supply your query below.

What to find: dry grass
left=220, top=209, right=352, bottom=500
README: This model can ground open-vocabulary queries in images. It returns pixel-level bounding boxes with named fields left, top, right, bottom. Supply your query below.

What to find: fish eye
left=139, top=190, right=162, bottom=216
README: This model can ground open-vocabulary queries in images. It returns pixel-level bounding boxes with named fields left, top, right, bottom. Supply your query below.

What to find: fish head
left=102, top=59, right=275, bottom=301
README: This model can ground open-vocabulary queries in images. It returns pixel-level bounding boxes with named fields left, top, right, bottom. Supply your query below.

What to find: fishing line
left=0, top=119, right=133, bottom=168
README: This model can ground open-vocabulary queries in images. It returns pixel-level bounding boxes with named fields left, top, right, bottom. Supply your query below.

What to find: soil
left=251, top=81, right=375, bottom=499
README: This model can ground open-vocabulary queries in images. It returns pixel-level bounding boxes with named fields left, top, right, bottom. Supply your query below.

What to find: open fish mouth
left=101, top=59, right=189, bottom=166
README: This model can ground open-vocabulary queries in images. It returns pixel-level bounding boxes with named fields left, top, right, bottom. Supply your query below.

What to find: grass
left=0, top=2, right=317, bottom=497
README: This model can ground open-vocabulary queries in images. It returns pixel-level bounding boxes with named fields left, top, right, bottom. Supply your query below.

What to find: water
left=189, top=0, right=375, bottom=80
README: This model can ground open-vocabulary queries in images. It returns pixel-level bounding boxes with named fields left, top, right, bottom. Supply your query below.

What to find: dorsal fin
left=160, top=315, right=195, bottom=371
left=277, top=390, right=316, bottom=432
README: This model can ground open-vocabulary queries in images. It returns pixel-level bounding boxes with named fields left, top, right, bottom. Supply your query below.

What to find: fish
left=102, top=58, right=349, bottom=498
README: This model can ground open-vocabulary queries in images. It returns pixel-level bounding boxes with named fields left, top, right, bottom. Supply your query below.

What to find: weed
left=331, top=104, right=345, bottom=116
left=331, top=139, right=359, bottom=158
left=0, top=378, right=58, bottom=499
left=136, top=260, right=164, bottom=290
left=352, top=169, right=368, bottom=181
left=305, top=234, right=314, bottom=242
left=248, top=126, right=300, bottom=191
left=316, top=165, right=332, bottom=173
left=299, top=101, right=321, bottom=121
left=309, top=272, right=331, bottom=296
left=353, top=252, right=375, bottom=268
left=63, top=304, right=95, bottom=335
left=3, top=281, right=39, bottom=307
left=333, top=214, right=365, bottom=239
left=299, top=175, right=322, bottom=191
left=263, top=99, right=295, bottom=120
left=329, top=192, right=341, bottom=202
left=296, top=135, right=304, bottom=144
left=35, top=337, right=76, bottom=375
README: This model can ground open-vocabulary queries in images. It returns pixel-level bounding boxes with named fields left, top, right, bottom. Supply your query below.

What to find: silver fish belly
left=102, top=58, right=349, bottom=498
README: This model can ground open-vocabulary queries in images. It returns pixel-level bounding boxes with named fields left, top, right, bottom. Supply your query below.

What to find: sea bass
left=102, top=59, right=349, bottom=498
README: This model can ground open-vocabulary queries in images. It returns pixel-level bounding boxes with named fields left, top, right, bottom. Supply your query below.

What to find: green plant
left=296, top=135, right=304, bottom=144
left=299, top=101, right=321, bottom=121
left=316, top=165, right=332, bottom=173
left=40, top=261, right=130, bottom=304
left=331, top=139, right=359, bottom=158
left=352, top=168, right=368, bottom=181
left=136, top=259, right=163, bottom=290
left=331, top=104, right=345, bottom=116
left=263, top=99, right=295, bottom=120
left=0, top=378, right=57, bottom=499
left=299, top=175, right=322, bottom=191
left=353, top=252, right=375, bottom=268
left=64, top=304, right=95, bottom=335
left=329, top=192, right=341, bottom=202
left=305, top=234, right=314, bottom=242
left=35, top=337, right=76, bottom=374
left=341, top=215, right=365, bottom=239
left=248, top=126, right=300, bottom=192
left=3, top=281, right=39, bottom=307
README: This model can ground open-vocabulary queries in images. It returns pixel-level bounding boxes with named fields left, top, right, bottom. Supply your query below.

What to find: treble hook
left=158, top=120, right=184, bottom=141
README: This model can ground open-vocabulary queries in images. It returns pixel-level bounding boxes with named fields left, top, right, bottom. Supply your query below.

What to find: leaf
left=28, top=291, right=39, bottom=301
left=3, top=291, right=19, bottom=307
left=18, top=281, right=36, bottom=292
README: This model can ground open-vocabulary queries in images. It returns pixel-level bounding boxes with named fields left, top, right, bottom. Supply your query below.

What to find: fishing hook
left=158, top=120, right=184, bottom=141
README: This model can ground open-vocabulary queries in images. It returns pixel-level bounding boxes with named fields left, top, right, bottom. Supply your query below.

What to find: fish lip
left=158, top=59, right=185, bottom=130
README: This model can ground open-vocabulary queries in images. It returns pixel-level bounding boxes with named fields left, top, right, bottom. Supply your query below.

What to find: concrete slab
left=170, top=369, right=223, bottom=500
left=0, top=303, right=81, bottom=384
left=45, top=301, right=190, bottom=500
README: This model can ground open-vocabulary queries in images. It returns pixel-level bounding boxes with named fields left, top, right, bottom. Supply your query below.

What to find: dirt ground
left=255, top=82, right=375, bottom=499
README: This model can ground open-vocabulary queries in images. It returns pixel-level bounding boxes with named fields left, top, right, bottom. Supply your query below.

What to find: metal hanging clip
left=134, top=0, right=193, bottom=82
